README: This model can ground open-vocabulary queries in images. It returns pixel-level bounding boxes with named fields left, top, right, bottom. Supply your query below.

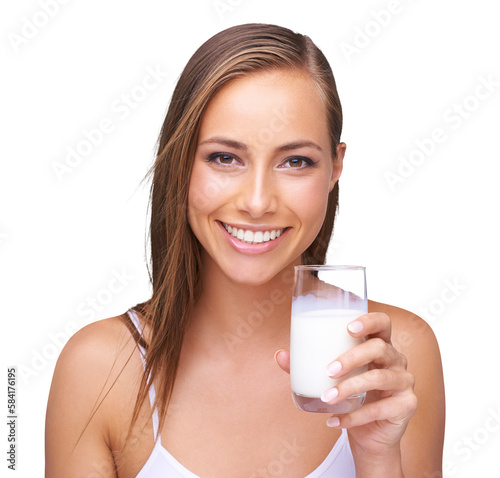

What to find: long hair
left=127, top=23, right=343, bottom=438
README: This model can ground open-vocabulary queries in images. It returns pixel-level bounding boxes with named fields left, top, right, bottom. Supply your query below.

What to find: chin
left=221, top=258, right=297, bottom=288
left=238, top=276, right=276, bottom=287
left=226, top=270, right=275, bottom=287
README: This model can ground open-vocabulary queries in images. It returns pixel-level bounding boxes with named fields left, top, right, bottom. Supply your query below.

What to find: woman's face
left=188, top=69, right=344, bottom=286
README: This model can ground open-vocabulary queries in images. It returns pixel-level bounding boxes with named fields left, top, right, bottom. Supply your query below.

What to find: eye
left=206, top=152, right=239, bottom=165
left=281, top=156, right=317, bottom=169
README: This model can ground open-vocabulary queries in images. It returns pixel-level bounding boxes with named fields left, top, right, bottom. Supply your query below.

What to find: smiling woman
left=45, top=23, right=445, bottom=477
left=188, top=70, right=343, bottom=285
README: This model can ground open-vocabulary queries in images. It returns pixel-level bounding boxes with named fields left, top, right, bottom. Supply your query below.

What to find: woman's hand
left=275, top=312, right=418, bottom=473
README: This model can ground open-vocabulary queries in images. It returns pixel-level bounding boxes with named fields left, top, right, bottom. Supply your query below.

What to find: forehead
left=198, top=69, right=330, bottom=149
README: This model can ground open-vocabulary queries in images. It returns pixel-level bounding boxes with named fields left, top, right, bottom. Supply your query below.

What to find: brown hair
left=127, top=23, right=343, bottom=438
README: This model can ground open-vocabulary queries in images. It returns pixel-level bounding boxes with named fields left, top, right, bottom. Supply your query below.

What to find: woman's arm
left=390, top=305, right=445, bottom=476
left=275, top=302, right=445, bottom=477
left=45, top=320, right=126, bottom=478
left=327, top=303, right=444, bottom=477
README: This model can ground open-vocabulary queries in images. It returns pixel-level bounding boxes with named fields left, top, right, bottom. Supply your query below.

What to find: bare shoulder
left=368, top=299, right=444, bottom=400
left=368, top=299, right=439, bottom=354
left=55, top=315, right=137, bottom=374
left=51, top=315, right=140, bottom=403
left=369, top=300, right=445, bottom=475
left=46, top=314, right=142, bottom=478
left=48, top=313, right=142, bottom=424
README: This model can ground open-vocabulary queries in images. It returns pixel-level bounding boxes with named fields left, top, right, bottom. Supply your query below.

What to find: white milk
left=290, top=309, right=366, bottom=398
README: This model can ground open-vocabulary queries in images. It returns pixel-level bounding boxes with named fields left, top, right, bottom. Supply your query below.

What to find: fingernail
left=348, top=321, right=363, bottom=334
left=326, top=361, right=342, bottom=377
left=326, top=417, right=340, bottom=428
left=273, top=350, right=283, bottom=364
left=321, top=387, right=338, bottom=403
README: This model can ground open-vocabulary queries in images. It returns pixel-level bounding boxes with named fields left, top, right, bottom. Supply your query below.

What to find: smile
left=220, top=222, right=287, bottom=244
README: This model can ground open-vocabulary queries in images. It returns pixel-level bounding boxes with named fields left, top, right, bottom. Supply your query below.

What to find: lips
left=220, top=222, right=287, bottom=244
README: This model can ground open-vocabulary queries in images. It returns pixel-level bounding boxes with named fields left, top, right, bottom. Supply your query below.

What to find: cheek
left=288, top=177, right=331, bottom=224
left=188, top=168, right=215, bottom=218
left=187, top=169, right=205, bottom=228
left=187, top=167, right=235, bottom=227
left=286, top=179, right=331, bottom=253
left=187, top=182, right=204, bottom=222
left=191, top=163, right=234, bottom=202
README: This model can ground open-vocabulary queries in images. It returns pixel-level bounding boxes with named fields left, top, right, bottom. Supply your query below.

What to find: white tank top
left=128, top=309, right=356, bottom=477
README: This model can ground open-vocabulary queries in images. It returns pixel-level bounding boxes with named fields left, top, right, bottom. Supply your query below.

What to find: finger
left=347, top=312, right=391, bottom=343
left=326, top=338, right=407, bottom=378
left=321, top=368, right=415, bottom=405
left=274, top=349, right=290, bottom=374
left=326, top=394, right=418, bottom=429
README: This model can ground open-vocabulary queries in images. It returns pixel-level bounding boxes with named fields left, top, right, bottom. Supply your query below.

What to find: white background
left=1, top=0, right=499, bottom=476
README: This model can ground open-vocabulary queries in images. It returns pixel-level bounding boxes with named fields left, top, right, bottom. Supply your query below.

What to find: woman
left=45, top=23, right=445, bottom=477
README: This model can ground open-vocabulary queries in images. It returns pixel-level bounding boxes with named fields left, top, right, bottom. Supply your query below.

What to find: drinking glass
left=290, top=265, right=368, bottom=414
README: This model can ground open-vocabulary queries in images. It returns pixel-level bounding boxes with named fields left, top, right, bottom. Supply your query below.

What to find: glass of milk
left=290, top=265, right=368, bottom=414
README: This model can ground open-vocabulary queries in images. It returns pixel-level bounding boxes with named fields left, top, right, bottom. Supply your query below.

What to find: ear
left=329, top=142, right=346, bottom=192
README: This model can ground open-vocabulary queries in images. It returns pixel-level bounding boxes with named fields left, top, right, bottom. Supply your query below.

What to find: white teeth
left=222, top=223, right=285, bottom=244
left=244, top=230, right=254, bottom=242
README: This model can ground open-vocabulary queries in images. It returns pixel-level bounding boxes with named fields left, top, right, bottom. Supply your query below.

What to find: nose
left=236, top=168, right=278, bottom=218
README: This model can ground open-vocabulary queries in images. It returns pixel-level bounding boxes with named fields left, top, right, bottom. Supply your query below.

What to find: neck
left=187, top=255, right=298, bottom=358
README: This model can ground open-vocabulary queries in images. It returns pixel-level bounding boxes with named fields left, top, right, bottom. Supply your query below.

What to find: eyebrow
left=275, top=140, right=323, bottom=153
left=199, top=137, right=323, bottom=153
left=199, top=137, right=247, bottom=150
